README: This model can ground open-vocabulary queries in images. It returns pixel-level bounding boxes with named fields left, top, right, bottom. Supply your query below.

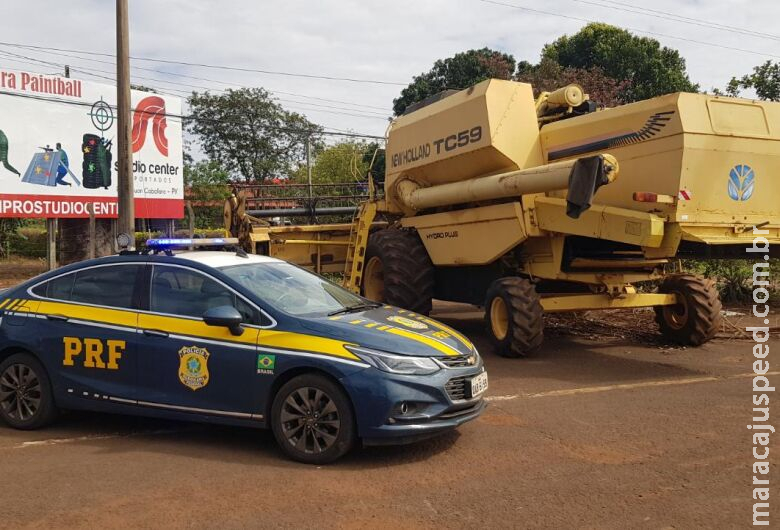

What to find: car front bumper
left=339, top=359, right=488, bottom=445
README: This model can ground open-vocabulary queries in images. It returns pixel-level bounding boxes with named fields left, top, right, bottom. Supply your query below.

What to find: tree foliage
left=183, top=160, right=232, bottom=229
left=187, top=88, right=321, bottom=183
left=393, top=48, right=516, bottom=115
left=516, top=57, right=630, bottom=108
left=542, top=23, right=698, bottom=102
left=362, top=142, right=386, bottom=184
left=726, top=61, right=780, bottom=101
left=292, top=141, right=373, bottom=184
left=184, top=160, right=232, bottom=202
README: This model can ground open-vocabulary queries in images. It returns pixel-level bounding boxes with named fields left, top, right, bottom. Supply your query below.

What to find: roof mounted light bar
left=145, top=237, right=240, bottom=249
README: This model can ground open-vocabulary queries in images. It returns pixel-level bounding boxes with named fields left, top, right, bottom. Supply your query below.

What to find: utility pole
left=306, top=134, right=313, bottom=200
left=46, top=66, right=73, bottom=269
left=116, top=0, right=134, bottom=246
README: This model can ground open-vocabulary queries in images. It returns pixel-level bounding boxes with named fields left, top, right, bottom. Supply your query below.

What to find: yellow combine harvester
left=227, top=79, right=780, bottom=357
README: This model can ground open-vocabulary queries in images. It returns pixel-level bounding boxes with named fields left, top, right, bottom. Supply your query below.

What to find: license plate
left=470, top=372, right=488, bottom=398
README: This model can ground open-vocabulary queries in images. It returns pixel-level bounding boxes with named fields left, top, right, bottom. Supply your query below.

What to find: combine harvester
left=226, top=80, right=779, bottom=357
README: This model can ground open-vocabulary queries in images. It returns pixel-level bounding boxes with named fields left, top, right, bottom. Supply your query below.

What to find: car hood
left=300, top=305, right=476, bottom=358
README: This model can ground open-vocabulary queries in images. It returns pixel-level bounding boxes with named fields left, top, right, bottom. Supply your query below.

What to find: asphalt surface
left=1, top=303, right=777, bottom=529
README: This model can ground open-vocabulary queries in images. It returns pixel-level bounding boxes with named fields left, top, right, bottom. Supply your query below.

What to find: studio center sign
left=0, top=68, right=184, bottom=219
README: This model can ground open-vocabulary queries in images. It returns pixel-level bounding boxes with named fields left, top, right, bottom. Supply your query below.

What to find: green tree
left=187, top=88, right=321, bottom=183
left=516, top=57, right=631, bottom=108
left=362, top=142, right=386, bottom=184
left=183, top=160, right=232, bottom=229
left=726, top=61, right=780, bottom=101
left=293, top=141, right=370, bottom=184
left=542, top=23, right=698, bottom=102
left=393, top=48, right=516, bottom=115
left=184, top=160, right=232, bottom=202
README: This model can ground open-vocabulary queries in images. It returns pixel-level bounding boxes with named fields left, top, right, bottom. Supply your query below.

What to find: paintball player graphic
left=54, top=143, right=81, bottom=187
left=0, top=129, right=21, bottom=177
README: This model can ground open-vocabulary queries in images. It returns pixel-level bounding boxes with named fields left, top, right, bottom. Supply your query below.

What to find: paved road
left=1, top=305, right=776, bottom=529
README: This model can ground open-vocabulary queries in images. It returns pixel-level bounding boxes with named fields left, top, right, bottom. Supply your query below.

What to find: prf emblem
left=178, top=346, right=210, bottom=391
left=387, top=315, right=428, bottom=330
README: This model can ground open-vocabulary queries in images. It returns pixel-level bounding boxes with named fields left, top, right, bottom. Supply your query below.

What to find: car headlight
left=346, top=346, right=441, bottom=375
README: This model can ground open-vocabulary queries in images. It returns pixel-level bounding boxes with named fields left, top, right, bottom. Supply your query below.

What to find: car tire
left=0, top=353, right=58, bottom=430
left=271, top=374, right=356, bottom=464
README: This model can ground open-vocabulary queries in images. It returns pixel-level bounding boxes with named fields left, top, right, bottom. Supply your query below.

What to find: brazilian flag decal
left=257, top=354, right=276, bottom=374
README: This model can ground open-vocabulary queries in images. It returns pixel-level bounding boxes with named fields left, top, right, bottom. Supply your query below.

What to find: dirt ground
left=0, top=295, right=777, bottom=528
left=0, top=259, right=46, bottom=288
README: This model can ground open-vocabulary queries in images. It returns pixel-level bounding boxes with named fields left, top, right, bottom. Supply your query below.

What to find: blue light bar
left=146, top=237, right=239, bottom=249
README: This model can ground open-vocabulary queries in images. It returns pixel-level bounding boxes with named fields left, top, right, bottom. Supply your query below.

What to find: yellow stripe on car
left=386, top=327, right=460, bottom=356
left=34, top=300, right=359, bottom=362
left=258, top=331, right=359, bottom=361
left=37, top=300, right=139, bottom=329
left=138, top=313, right=260, bottom=346
left=417, top=316, right=474, bottom=352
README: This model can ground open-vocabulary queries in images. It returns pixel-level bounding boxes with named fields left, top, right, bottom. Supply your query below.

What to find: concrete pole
left=116, top=0, right=135, bottom=247
left=45, top=219, right=57, bottom=270
left=306, top=135, right=313, bottom=200
left=46, top=65, right=73, bottom=270
left=88, top=204, right=96, bottom=260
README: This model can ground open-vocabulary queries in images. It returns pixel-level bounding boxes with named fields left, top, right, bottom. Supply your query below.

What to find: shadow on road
left=3, top=409, right=460, bottom=469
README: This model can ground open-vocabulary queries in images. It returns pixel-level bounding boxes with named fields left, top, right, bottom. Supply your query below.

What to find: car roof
left=172, top=251, right=281, bottom=269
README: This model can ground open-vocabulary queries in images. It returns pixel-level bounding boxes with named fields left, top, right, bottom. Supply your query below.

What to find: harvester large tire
left=362, top=228, right=435, bottom=315
left=655, top=274, right=722, bottom=346
left=485, top=277, right=544, bottom=358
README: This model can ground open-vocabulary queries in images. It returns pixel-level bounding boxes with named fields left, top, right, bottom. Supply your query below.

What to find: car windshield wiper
left=327, top=302, right=381, bottom=317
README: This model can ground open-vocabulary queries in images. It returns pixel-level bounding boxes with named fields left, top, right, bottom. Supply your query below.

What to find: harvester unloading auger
left=227, top=79, right=780, bottom=357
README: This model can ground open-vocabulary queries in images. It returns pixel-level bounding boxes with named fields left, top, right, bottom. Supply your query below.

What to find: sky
left=1, top=0, right=778, bottom=141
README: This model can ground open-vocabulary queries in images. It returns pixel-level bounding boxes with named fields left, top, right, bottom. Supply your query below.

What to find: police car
left=0, top=239, right=487, bottom=463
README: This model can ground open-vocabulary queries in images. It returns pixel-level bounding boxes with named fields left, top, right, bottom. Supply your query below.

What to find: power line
left=0, top=89, right=387, bottom=140
left=0, top=50, right=391, bottom=121
left=597, top=0, right=780, bottom=41
left=0, top=42, right=392, bottom=111
left=480, top=0, right=780, bottom=60
left=0, top=41, right=407, bottom=86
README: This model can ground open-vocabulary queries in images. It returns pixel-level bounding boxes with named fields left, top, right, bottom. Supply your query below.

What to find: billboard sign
left=0, top=68, right=184, bottom=218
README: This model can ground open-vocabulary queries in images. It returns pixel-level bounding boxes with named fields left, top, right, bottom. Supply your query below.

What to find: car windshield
left=219, top=262, right=368, bottom=317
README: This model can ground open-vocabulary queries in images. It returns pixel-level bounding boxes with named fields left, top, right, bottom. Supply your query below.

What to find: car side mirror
left=203, top=306, right=245, bottom=336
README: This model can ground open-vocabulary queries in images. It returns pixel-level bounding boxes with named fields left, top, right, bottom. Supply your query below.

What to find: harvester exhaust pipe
left=395, top=154, right=619, bottom=219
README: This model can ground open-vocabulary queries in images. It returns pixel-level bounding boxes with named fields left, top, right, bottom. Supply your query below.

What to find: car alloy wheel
left=280, top=386, right=341, bottom=455
left=0, top=363, right=42, bottom=422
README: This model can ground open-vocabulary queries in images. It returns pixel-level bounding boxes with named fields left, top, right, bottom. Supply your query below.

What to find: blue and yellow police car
left=0, top=239, right=487, bottom=463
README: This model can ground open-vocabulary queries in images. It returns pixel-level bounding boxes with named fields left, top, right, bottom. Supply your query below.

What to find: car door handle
left=143, top=329, right=169, bottom=338
left=46, top=314, right=69, bottom=322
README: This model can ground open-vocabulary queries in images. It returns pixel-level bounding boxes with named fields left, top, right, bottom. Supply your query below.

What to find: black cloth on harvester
left=565, top=155, right=611, bottom=219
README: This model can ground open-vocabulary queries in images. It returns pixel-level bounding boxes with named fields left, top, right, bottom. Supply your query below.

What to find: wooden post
left=46, top=218, right=57, bottom=270
left=116, top=0, right=135, bottom=245
left=186, top=201, right=195, bottom=250
left=88, top=204, right=96, bottom=259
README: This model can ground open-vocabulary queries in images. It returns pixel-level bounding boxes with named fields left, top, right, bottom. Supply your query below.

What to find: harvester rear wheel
left=655, top=274, right=722, bottom=346
left=485, top=277, right=544, bottom=358
left=363, top=228, right=435, bottom=315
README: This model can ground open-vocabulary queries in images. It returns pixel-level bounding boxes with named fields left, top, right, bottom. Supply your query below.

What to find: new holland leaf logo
left=728, top=164, right=755, bottom=201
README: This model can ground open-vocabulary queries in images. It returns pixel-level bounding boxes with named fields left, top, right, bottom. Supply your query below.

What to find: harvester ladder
left=342, top=201, right=377, bottom=294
